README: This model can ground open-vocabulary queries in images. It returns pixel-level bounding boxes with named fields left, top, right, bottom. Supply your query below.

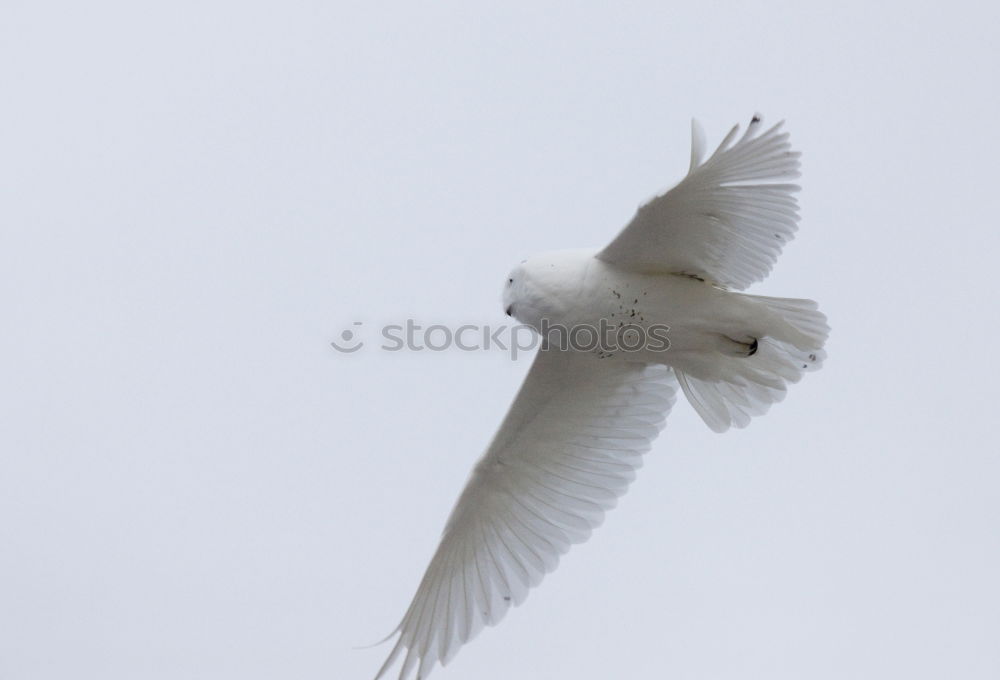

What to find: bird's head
left=501, top=249, right=594, bottom=330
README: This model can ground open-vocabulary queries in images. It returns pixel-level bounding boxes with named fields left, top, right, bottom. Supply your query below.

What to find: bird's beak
left=505, top=305, right=514, bottom=317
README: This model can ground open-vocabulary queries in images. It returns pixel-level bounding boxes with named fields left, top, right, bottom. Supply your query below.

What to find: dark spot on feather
left=808, top=353, right=817, bottom=361
left=678, top=271, right=707, bottom=282
left=503, top=596, right=511, bottom=602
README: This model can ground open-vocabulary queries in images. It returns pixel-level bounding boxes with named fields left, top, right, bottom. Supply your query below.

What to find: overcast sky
left=2, top=2, right=999, bottom=679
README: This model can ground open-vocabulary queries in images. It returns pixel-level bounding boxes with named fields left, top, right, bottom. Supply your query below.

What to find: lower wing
left=376, top=349, right=678, bottom=679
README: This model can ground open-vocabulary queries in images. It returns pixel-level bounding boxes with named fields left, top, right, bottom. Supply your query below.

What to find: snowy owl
left=374, top=114, right=829, bottom=679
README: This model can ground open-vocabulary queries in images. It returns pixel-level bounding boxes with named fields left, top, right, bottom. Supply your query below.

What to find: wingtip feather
left=690, top=118, right=706, bottom=172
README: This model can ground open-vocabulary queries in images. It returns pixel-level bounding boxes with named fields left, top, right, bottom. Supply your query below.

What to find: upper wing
left=598, top=114, right=801, bottom=290
left=376, top=350, right=678, bottom=680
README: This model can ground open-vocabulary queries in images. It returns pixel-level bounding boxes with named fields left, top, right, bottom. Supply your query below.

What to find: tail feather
left=678, top=296, right=827, bottom=432
left=751, top=295, right=830, bottom=351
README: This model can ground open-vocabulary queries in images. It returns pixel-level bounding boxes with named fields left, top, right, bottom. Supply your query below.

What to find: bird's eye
left=508, top=278, right=513, bottom=285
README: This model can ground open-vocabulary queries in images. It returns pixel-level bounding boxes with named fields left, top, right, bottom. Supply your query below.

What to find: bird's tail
left=675, top=295, right=829, bottom=432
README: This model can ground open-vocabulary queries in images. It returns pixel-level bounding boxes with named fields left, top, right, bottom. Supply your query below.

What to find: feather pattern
left=598, top=114, right=801, bottom=290
left=375, top=349, right=678, bottom=679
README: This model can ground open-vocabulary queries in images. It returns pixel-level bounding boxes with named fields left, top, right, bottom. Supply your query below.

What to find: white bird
left=374, top=115, right=829, bottom=679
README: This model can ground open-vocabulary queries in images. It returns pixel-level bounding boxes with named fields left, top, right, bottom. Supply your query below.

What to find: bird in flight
left=374, top=114, right=829, bottom=679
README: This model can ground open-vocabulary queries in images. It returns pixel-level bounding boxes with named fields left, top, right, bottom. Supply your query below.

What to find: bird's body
left=374, top=115, right=829, bottom=679
left=506, top=248, right=782, bottom=365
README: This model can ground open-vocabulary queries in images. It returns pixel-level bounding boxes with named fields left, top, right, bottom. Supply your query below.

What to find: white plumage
left=600, top=116, right=801, bottom=289
left=376, top=354, right=677, bottom=679
left=375, top=115, right=829, bottom=679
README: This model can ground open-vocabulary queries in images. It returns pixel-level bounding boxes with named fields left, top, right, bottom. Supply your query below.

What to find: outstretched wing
left=598, top=114, right=801, bottom=290
left=376, top=350, right=678, bottom=680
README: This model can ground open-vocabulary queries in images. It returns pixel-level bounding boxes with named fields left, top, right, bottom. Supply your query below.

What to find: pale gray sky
left=2, top=2, right=998, bottom=679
